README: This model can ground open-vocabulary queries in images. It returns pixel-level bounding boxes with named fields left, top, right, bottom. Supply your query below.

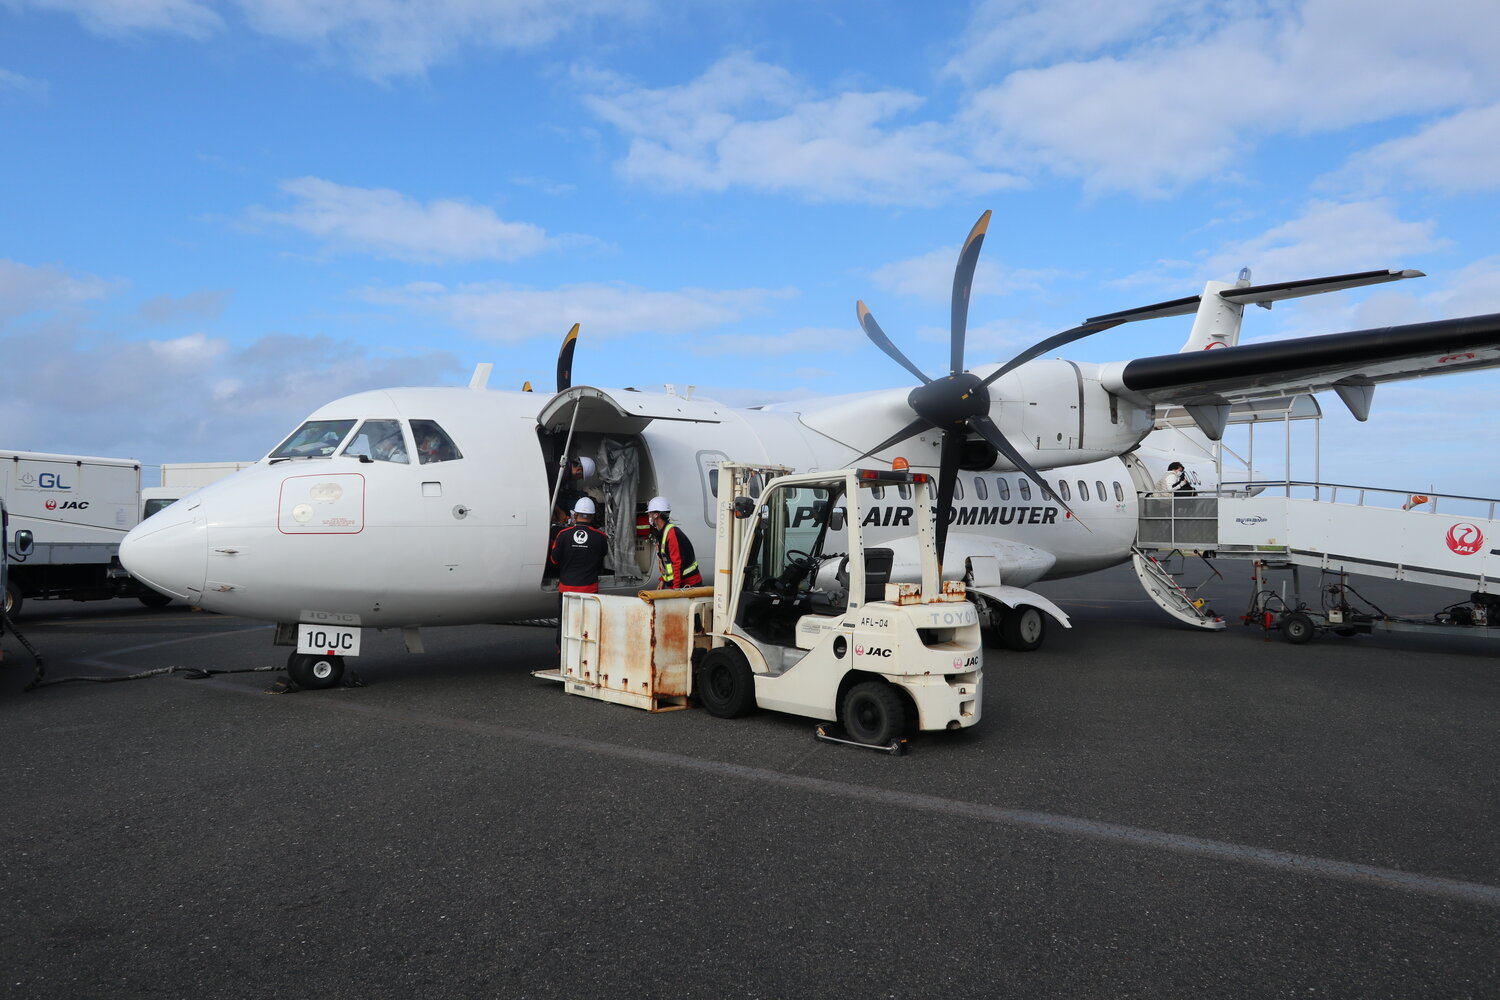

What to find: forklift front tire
left=696, top=646, right=756, bottom=718
left=841, top=681, right=906, bottom=746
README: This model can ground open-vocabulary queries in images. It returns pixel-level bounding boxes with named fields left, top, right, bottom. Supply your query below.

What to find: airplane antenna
left=469, top=363, right=493, bottom=391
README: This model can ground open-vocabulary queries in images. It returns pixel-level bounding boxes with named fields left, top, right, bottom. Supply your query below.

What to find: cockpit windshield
left=411, top=420, right=462, bottom=464
left=269, top=419, right=357, bottom=460
left=341, top=419, right=410, bottom=464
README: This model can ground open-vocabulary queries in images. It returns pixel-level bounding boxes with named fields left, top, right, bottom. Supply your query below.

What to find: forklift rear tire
left=287, top=652, right=345, bottom=690
left=696, top=646, right=756, bottom=718
left=842, top=681, right=906, bottom=746
left=999, top=605, right=1046, bottom=652
left=1282, top=612, right=1315, bottom=645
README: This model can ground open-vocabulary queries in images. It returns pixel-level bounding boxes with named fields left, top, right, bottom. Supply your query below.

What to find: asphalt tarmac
left=2, top=563, right=1498, bottom=999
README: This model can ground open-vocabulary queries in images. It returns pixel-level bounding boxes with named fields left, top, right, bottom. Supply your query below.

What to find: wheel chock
left=813, top=723, right=906, bottom=755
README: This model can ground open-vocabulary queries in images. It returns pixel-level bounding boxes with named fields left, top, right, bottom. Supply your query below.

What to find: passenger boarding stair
left=1129, top=545, right=1226, bottom=630
left=1136, top=484, right=1500, bottom=626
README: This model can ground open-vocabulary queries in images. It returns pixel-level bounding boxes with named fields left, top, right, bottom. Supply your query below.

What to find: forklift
left=550, top=462, right=985, bottom=747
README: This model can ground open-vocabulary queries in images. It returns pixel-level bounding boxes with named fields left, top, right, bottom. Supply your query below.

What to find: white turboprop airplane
left=119, top=213, right=1500, bottom=687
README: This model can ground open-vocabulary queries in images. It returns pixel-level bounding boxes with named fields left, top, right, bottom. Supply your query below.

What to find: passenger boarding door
left=697, top=451, right=729, bottom=530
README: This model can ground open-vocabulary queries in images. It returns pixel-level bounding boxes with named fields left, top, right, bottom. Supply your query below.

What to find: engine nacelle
left=983, top=359, right=1154, bottom=470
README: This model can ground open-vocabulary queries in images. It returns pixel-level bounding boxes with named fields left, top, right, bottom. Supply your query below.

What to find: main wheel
left=841, top=681, right=906, bottom=745
left=695, top=645, right=756, bottom=718
left=3, top=579, right=22, bottom=619
left=1282, top=611, right=1315, bottom=645
left=287, top=651, right=345, bottom=690
left=999, top=605, right=1046, bottom=652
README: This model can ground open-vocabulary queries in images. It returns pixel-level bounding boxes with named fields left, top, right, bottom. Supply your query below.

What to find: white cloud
left=137, top=288, right=231, bottom=324
left=10, top=0, right=642, bottom=77
left=0, top=258, right=461, bottom=461
left=1425, top=256, right=1500, bottom=319
left=945, top=0, right=1209, bottom=80
left=688, top=326, right=857, bottom=358
left=1330, top=103, right=1500, bottom=195
left=247, top=177, right=555, bottom=263
left=12, top=0, right=222, bottom=37
left=956, top=0, right=1500, bottom=195
left=240, top=0, right=645, bottom=78
left=0, top=258, right=121, bottom=321
left=362, top=279, right=797, bottom=341
left=0, top=66, right=49, bottom=96
left=148, top=330, right=227, bottom=366
left=871, top=246, right=1059, bottom=304
left=582, top=54, right=1023, bottom=206
left=1202, top=200, right=1445, bottom=284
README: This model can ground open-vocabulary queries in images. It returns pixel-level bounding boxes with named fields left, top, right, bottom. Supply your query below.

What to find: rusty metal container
left=559, top=592, right=705, bottom=711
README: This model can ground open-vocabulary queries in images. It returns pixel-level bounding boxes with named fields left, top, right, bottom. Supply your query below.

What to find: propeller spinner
left=856, top=211, right=1124, bottom=563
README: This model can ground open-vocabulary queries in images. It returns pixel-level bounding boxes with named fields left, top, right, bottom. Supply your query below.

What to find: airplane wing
left=1099, top=312, right=1500, bottom=436
left=1105, top=312, right=1500, bottom=403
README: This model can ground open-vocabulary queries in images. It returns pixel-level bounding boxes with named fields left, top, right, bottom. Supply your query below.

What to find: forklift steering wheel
left=774, top=550, right=816, bottom=596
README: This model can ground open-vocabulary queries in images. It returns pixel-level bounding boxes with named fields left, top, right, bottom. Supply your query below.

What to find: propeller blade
left=934, top=431, right=962, bottom=568
left=556, top=323, right=580, bottom=392
left=858, top=301, right=931, bottom=385
left=852, top=416, right=930, bottom=465
left=969, top=414, right=1089, bottom=530
left=979, top=317, right=1125, bottom=388
left=951, top=210, right=992, bottom=377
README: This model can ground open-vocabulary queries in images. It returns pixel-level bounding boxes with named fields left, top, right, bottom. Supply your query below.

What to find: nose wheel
left=287, top=651, right=346, bottom=690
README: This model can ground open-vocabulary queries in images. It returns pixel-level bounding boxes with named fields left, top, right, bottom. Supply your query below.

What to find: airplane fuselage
left=121, top=383, right=1145, bottom=630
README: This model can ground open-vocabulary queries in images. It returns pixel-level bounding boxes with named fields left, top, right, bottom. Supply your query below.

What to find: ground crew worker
left=646, top=496, right=702, bottom=590
left=553, top=456, right=597, bottom=526
left=550, top=496, right=608, bottom=651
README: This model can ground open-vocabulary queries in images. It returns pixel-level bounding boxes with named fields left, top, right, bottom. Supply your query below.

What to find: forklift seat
left=863, top=547, right=894, bottom=603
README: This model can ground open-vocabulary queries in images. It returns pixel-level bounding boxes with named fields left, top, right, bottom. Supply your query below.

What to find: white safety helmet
left=646, top=496, right=671, bottom=514
left=575, top=456, right=596, bottom=479
left=573, top=497, right=597, bottom=515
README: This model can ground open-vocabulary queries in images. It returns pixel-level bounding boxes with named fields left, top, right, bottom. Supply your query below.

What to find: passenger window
left=1059, top=480, right=1071, bottom=501
left=411, top=420, right=462, bottom=464
left=996, top=477, right=1010, bottom=501
left=1078, top=480, right=1089, bottom=502
left=1096, top=480, right=1107, bottom=502
left=1018, top=478, right=1032, bottom=501
left=344, top=419, right=409, bottom=464
left=1114, top=481, right=1125, bottom=502
left=974, top=476, right=988, bottom=501
left=954, top=479, right=964, bottom=500
left=708, top=469, right=719, bottom=497
left=872, top=486, right=885, bottom=500
left=898, top=484, right=912, bottom=500
left=270, top=419, right=356, bottom=460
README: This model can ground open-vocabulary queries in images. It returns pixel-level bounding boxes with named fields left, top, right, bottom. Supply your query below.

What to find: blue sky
left=2, top=0, right=1498, bottom=496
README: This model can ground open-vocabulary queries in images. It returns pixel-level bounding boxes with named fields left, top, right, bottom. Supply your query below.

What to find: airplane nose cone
left=121, top=506, right=208, bottom=601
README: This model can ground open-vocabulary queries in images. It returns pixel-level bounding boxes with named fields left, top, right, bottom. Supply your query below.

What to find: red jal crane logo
left=1446, top=523, right=1484, bottom=556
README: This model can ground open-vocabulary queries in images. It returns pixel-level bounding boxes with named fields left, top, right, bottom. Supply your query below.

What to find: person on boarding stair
left=1154, top=461, right=1194, bottom=496
left=646, top=496, right=702, bottom=590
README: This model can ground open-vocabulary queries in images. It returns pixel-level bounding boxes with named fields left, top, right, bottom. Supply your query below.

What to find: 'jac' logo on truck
left=43, top=499, right=90, bottom=511
left=1446, top=523, right=1484, bottom=556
